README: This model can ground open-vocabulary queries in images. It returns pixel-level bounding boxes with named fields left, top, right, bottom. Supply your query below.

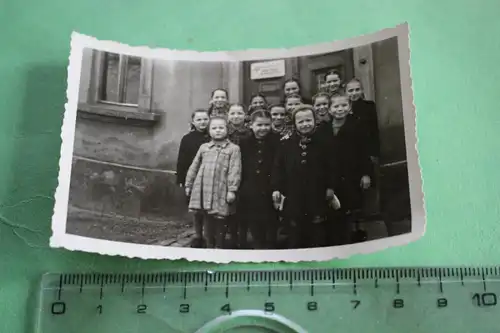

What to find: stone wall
left=69, top=157, right=189, bottom=221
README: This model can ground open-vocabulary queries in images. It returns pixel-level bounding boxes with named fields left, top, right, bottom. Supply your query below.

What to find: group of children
left=176, top=70, right=380, bottom=250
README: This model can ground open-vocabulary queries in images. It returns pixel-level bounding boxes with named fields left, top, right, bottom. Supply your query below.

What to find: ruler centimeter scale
left=35, top=267, right=500, bottom=333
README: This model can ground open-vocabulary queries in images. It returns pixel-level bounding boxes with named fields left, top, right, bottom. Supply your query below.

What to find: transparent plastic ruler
left=34, top=267, right=500, bottom=332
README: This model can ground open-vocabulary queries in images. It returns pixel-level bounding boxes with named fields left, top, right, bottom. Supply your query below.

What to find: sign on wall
left=250, top=59, right=286, bottom=80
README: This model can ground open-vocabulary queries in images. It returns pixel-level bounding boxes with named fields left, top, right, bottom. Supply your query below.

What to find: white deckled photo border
left=50, top=23, right=425, bottom=263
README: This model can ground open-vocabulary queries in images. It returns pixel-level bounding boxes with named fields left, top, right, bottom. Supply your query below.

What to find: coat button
left=301, top=152, right=307, bottom=157
left=256, top=170, right=261, bottom=174
left=258, top=150, right=262, bottom=154
left=301, top=160, right=307, bottom=164
left=258, top=160, right=263, bottom=164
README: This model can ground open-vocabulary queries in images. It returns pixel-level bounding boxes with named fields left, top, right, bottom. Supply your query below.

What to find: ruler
left=34, top=267, right=500, bottom=333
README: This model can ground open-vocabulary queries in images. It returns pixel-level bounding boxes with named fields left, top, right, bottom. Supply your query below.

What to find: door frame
left=298, top=49, right=354, bottom=99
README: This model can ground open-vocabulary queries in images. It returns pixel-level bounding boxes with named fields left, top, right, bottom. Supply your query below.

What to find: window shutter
left=138, top=58, right=153, bottom=112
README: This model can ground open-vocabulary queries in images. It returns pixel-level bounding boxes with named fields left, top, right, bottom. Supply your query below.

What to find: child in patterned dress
left=184, top=116, right=242, bottom=249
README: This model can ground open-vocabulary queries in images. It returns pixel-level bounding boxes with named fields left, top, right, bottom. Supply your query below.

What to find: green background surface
left=1, top=0, right=499, bottom=331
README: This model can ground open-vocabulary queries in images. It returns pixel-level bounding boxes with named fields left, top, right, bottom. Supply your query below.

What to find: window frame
left=80, top=50, right=158, bottom=123
left=97, top=52, right=140, bottom=107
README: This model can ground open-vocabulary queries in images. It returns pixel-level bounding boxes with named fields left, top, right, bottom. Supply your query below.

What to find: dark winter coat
left=325, top=116, right=373, bottom=211
left=176, top=130, right=210, bottom=185
left=351, top=99, right=380, bottom=158
left=239, top=133, right=281, bottom=220
left=271, top=130, right=336, bottom=221
left=228, top=124, right=252, bottom=146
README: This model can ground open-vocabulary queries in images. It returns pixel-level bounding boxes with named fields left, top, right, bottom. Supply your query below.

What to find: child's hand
left=185, top=187, right=191, bottom=197
left=226, top=191, right=236, bottom=203
left=326, top=188, right=335, bottom=200
left=272, top=191, right=281, bottom=203
left=360, top=175, right=371, bottom=189
left=330, top=195, right=341, bottom=210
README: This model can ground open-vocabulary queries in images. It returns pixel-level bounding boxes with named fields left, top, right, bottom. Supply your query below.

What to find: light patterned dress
left=185, top=140, right=242, bottom=217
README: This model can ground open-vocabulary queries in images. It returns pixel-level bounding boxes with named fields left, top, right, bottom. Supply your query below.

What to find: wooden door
left=242, top=60, right=292, bottom=107
left=297, top=50, right=354, bottom=99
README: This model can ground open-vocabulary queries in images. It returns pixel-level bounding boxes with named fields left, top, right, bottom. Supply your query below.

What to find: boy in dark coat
left=238, top=110, right=280, bottom=249
left=176, top=109, right=210, bottom=248
left=272, top=105, right=337, bottom=249
left=327, top=94, right=373, bottom=245
left=346, top=78, right=380, bottom=159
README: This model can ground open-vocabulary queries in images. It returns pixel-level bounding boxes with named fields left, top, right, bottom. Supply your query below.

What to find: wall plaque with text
left=250, top=60, right=286, bottom=80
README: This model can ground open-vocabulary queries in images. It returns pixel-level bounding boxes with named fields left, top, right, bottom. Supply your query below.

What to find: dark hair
left=330, top=93, right=350, bottom=103
left=190, top=108, right=209, bottom=131
left=228, top=103, right=246, bottom=112
left=191, top=108, right=209, bottom=119
left=268, top=103, right=285, bottom=111
left=249, top=109, right=272, bottom=123
left=207, top=115, right=228, bottom=129
left=283, top=78, right=302, bottom=92
left=250, top=93, right=268, bottom=105
left=323, top=70, right=341, bottom=82
left=312, top=92, right=331, bottom=105
left=210, top=88, right=229, bottom=99
left=292, top=104, right=315, bottom=125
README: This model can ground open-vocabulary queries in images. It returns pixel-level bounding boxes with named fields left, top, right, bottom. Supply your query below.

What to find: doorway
left=241, top=50, right=354, bottom=105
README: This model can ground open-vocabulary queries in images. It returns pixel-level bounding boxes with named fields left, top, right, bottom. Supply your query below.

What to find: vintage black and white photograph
left=51, top=24, right=425, bottom=262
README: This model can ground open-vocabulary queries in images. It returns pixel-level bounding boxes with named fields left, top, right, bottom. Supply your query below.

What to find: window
left=85, top=50, right=155, bottom=117
left=99, top=52, right=142, bottom=106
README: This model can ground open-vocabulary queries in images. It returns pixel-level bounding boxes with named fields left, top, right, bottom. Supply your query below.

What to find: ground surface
left=66, top=206, right=196, bottom=247
left=66, top=206, right=411, bottom=248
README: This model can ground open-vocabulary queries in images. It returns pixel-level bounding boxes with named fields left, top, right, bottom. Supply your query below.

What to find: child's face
left=209, top=118, right=228, bottom=140
left=318, top=82, right=328, bottom=93
left=325, top=73, right=341, bottom=93
left=211, top=90, right=228, bottom=108
left=295, top=110, right=316, bottom=135
left=192, top=112, right=209, bottom=131
left=284, top=81, right=300, bottom=97
left=330, top=96, right=351, bottom=119
left=250, top=96, right=266, bottom=109
left=313, top=96, right=329, bottom=116
left=250, top=117, right=272, bottom=139
left=285, top=97, right=301, bottom=113
left=270, top=107, right=286, bottom=126
left=227, top=105, right=246, bottom=126
left=346, top=81, right=363, bottom=101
